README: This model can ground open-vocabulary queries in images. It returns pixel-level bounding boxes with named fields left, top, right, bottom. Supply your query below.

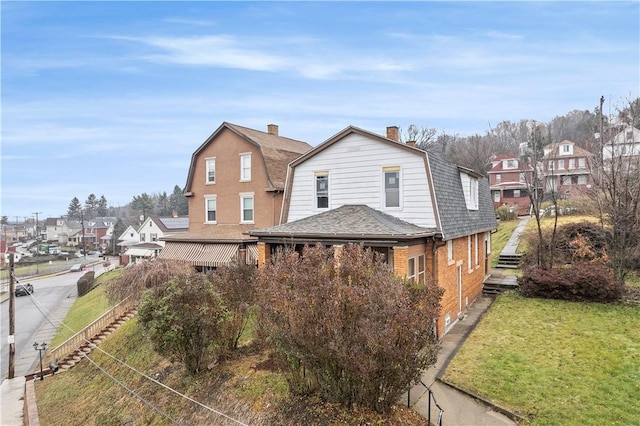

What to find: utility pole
left=8, top=254, right=15, bottom=379
left=32, top=212, right=42, bottom=241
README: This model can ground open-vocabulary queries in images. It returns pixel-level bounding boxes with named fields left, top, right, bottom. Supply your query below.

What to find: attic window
left=315, top=172, right=329, bottom=209
left=461, top=172, right=479, bottom=210
left=383, top=167, right=401, bottom=208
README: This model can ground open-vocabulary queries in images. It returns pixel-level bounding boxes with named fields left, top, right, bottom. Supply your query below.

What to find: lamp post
left=33, top=342, right=47, bottom=380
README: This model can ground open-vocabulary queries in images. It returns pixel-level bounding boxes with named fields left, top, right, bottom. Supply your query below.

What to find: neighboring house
left=116, top=225, right=140, bottom=254
left=602, top=126, right=640, bottom=163
left=159, top=122, right=313, bottom=271
left=249, top=125, right=497, bottom=338
left=124, top=216, right=189, bottom=264
left=44, top=218, right=82, bottom=245
left=542, top=140, right=594, bottom=197
left=487, top=153, right=535, bottom=215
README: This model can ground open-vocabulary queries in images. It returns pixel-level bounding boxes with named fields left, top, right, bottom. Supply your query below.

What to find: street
left=0, top=261, right=112, bottom=382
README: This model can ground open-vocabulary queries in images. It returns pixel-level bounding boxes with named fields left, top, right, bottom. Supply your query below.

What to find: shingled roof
left=250, top=204, right=436, bottom=242
left=184, top=122, right=312, bottom=192
left=426, top=148, right=497, bottom=240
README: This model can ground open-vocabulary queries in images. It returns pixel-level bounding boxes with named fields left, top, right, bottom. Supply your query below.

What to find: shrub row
left=518, top=263, right=624, bottom=303
left=77, top=270, right=95, bottom=297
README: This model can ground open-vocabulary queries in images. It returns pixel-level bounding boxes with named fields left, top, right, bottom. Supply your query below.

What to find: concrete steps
left=483, top=275, right=519, bottom=296
left=495, top=253, right=523, bottom=269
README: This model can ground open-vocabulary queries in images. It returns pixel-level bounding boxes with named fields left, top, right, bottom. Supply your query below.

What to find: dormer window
left=503, top=160, right=516, bottom=170
left=461, top=172, right=479, bottom=210
left=206, top=157, right=216, bottom=184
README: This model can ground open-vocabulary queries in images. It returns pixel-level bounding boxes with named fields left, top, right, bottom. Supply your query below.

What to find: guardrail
left=48, top=296, right=135, bottom=364
left=407, top=380, right=444, bottom=426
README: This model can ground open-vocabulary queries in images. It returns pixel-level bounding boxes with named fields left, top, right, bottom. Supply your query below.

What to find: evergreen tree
left=84, top=194, right=98, bottom=219
left=156, top=191, right=171, bottom=216
left=169, top=185, right=188, bottom=216
left=96, top=195, right=109, bottom=217
left=67, top=197, right=82, bottom=220
left=131, top=193, right=155, bottom=221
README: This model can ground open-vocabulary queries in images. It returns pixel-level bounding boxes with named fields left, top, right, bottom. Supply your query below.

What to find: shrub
left=497, top=205, right=518, bottom=221
left=256, top=243, right=443, bottom=413
left=76, top=271, right=95, bottom=296
left=519, top=263, right=624, bottom=303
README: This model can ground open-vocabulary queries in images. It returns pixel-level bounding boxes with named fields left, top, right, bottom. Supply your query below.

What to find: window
left=469, top=178, right=478, bottom=209
left=504, top=160, right=516, bottom=169
left=557, top=159, right=564, bottom=169
left=447, top=240, right=453, bottom=262
left=561, top=144, right=570, bottom=154
left=418, top=255, right=425, bottom=283
left=568, top=159, right=575, bottom=169
left=562, top=176, right=572, bottom=186
left=206, top=158, right=216, bottom=184
left=240, top=193, right=254, bottom=223
left=383, top=168, right=400, bottom=208
left=496, top=174, right=501, bottom=183
left=407, top=257, right=416, bottom=282
left=140, top=233, right=146, bottom=242
left=240, top=153, right=251, bottom=181
left=578, top=158, right=585, bottom=168
left=548, top=160, right=555, bottom=170
left=493, top=191, right=500, bottom=202
left=474, top=234, right=479, bottom=267
left=578, top=175, right=587, bottom=185
left=150, top=233, right=158, bottom=242
left=485, top=231, right=491, bottom=254
left=205, top=196, right=217, bottom=223
left=315, top=173, right=329, bottom=209
left=519, top=172, right=526, bottom=183
left=513, top=189, right=521, bottom=197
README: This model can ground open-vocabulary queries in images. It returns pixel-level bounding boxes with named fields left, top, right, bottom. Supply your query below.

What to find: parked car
left=15, top=283, right=34, bottom=297
left=70, top=263, right=85, bottom=272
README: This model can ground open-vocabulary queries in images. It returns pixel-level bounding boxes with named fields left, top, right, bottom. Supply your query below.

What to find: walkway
left=502, top=216, right=530, bottom=256
left=406, top=296, right=517, bottom=425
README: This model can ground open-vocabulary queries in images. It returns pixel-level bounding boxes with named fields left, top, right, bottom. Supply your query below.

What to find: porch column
left=257, top=242, right=269, bottom=268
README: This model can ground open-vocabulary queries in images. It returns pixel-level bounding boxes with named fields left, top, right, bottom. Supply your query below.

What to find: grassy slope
left=443, top=292, right=640, bottom=425
left=491, top=219, right=521, bottom=267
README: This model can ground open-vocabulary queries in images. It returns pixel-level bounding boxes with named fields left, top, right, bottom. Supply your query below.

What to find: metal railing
left=407, top=380, right=444, bottom=426
left=48, top=296, right=135, bottom=363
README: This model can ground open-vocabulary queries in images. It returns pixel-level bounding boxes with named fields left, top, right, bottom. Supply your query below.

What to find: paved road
left=0, top=261, right=110, bottom=382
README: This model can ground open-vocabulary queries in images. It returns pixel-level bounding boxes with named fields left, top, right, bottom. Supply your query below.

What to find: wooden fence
left=48, top=296, right=135, bottom=363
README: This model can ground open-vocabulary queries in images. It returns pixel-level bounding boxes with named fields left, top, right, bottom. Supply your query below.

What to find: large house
left=542, top=140, right=594, bottom=197
left=602, top=126, right=640, bottom=163
left=44, top=217, right=82, bottom=246
left=487, top=153, right=535, bottom=215
left=159, top=122, right=313, bottom=271
left=249, top=126, right=497, bottom=337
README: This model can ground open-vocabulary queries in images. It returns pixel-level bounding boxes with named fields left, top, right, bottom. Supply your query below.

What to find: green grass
left=491, top=219, right=521, bottom=267
left=49, top=270, right=121, bottom=347
left=443, top=292, right=640, bottom=425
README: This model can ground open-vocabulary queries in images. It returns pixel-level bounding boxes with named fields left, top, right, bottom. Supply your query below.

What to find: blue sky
left=2, top=1, right=639, bottom=220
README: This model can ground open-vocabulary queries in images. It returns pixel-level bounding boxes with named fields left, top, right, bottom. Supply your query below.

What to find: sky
left=1, top=1, right=639, bottom=221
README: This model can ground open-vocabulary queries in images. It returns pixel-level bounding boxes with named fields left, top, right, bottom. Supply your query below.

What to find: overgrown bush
left=137, top=272, right=230, bottom=375
left=256, top=243, right=443, bottom=413
left=76, top=271, right=95, bottom=296
left=519, top=263, right=624, bottom=303
left=208, top=258, right=257, bottom=355
left=497, top=205, right=518, bottom=221
left=106, top=259, right=194, bottom=304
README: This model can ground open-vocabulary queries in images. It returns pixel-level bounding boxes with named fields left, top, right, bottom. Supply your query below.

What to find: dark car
left=15, top=283, right=34, bottom=297
left=70, top=263, right=85, bottom=272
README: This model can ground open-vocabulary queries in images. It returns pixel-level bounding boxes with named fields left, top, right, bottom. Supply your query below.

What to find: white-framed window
left=496, top=174, right=501, bottom=183
left=447, top=240, right=453, bottom=263
left=474, top=234, right=479, bottom=267
left=418, top=254, right=425, bottom=283
left=240, top=193, right=254, bottom=223
left=568, top=159, right=575, bottom=170
left=514, top=189, right=521, bottom=197
left=558, top=159, right=565, bottom=169
left=470, top=178, right=478, bottom=209
left=383, top=167, right=400, bottom=208
left=561, top=144, right=571, bottom=154
left=519, top=172, right=526, bottom=183
left=504, top=160, right=516, bottom=169
left=407, top=257, right=416, bottom=282
left=315, top=172, right=329, bottom=209
left=205, top=157, right=216, bottom=184
left=140, top=233, right=146, bottom=242
left=468, top=235, right=472, bottom=272
left=205, top=195, right=217, bottom=223
left=562, top=176, right=572, bottom=186
left=578, top=175, right=587, bottom=185
left=150, top=233, right=158, bottom=242
left=548, top=160, right=555, bottom=170
left=578, top=158, right=586, bottom=168
left=240, top=153, right=251, bottom=182
left=493, top=191, right=500, bottom=203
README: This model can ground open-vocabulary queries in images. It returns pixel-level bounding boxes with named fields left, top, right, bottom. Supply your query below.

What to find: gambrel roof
left=184, top=122, right=312, bottom=193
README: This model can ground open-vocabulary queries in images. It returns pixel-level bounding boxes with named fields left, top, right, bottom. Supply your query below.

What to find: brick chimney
left=386, top=126, right=399, bottom=142
left=406, top=140, right=416, bottom=147
left=267, top=124, right=279, bottom=136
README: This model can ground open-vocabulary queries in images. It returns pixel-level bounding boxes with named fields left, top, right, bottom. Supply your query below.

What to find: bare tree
left=399, top=124, right=438, bottom=148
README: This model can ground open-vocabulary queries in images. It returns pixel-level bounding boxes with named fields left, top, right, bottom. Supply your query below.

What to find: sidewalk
left=406, top=295, right=517, bottom=425
left=502, top=216, right=530, bottom=255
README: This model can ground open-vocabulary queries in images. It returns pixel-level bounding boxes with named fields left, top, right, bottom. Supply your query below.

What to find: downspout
left=431, top=235, right=446, bottom=283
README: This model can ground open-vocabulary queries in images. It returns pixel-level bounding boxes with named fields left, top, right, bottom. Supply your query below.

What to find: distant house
left=602, top=126, right=640, bottom=163
left=44, top=217, right=82, bottom=246
left=159, top=122, right=313, bottom=271
left=487, top=153, right=535, bottom=215
left=249, top=125, right=497, bottom=338
left=543, top=140, right=594, bottom=197
left=123, top=216, right=189, bottom=264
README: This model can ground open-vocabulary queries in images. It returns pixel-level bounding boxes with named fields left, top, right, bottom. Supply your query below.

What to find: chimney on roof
left=406, top=140, right=416, bottom=147
left=386, top=126, right=399, bottom=142
left=267, top=124, right=279, bottom=136
left=172, top=210, right=178, bottom=218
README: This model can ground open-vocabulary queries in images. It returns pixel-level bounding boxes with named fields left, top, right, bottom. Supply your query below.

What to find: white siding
left=287, top=134, right=436, bottom=227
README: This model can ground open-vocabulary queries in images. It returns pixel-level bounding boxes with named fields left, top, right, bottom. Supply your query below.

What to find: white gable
left=287, top=133, right=437, bottom=228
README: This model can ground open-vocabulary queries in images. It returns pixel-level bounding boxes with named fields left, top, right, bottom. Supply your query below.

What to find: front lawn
left=443, top=292, right=640, bottom=425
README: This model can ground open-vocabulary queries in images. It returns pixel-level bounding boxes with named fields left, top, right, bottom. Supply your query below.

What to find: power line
left=16, top=277, right=249, bottom=426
